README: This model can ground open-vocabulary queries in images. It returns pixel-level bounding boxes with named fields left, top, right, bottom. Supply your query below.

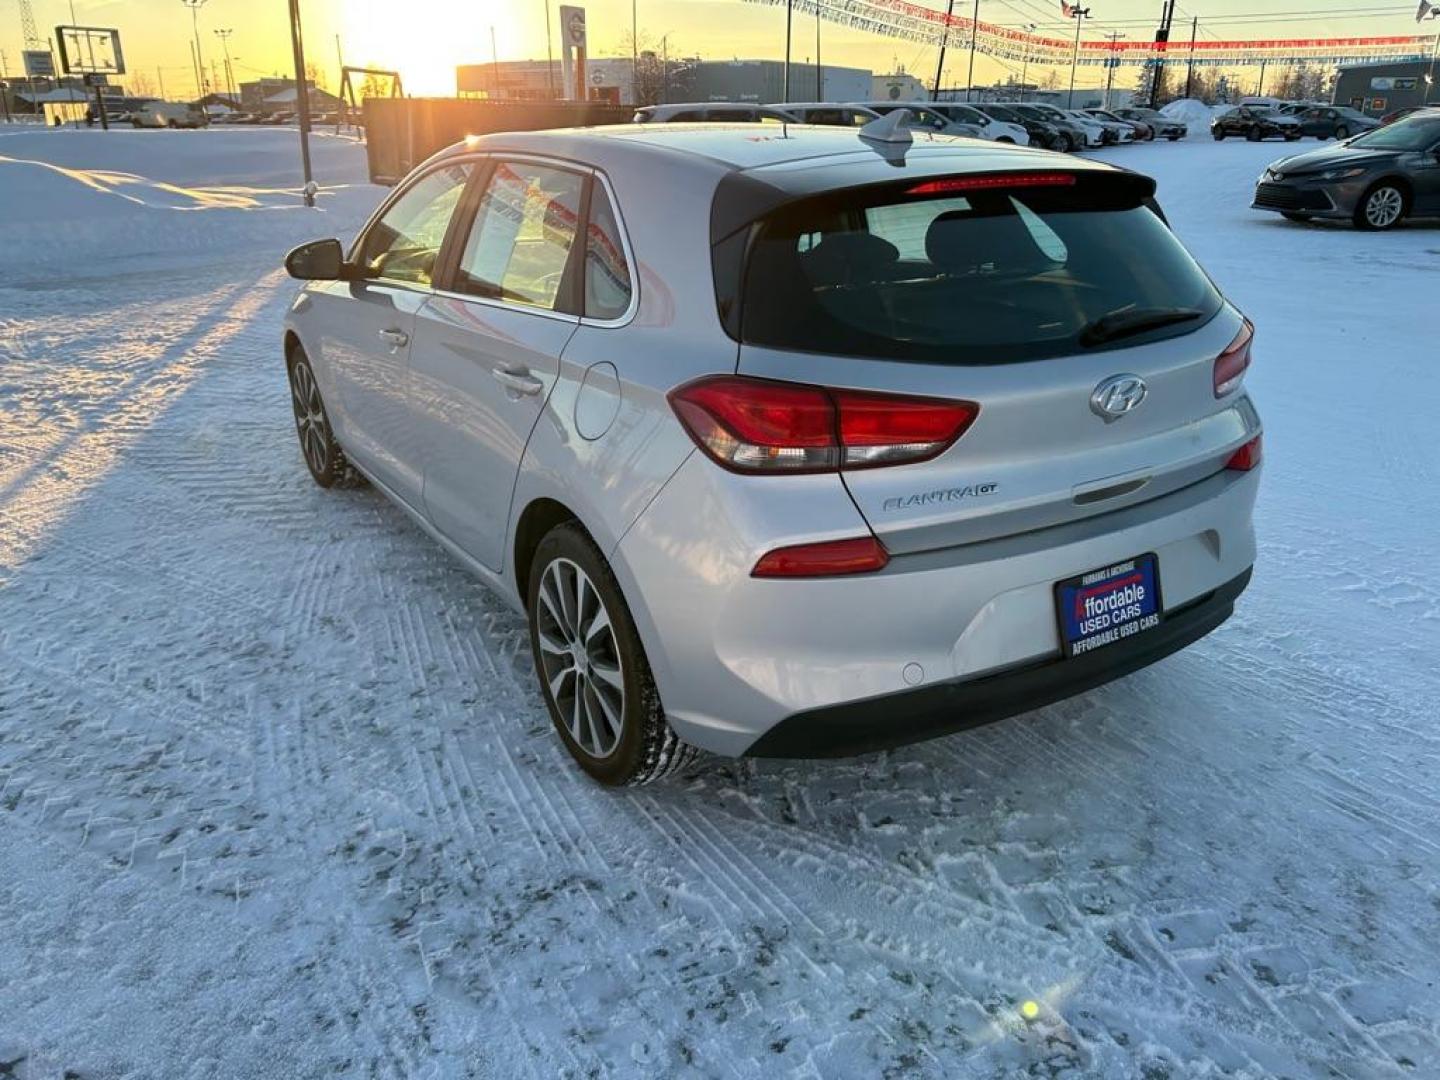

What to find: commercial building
left=1332, top=59, right=1439, bottom=115
left=238, top=78, right=341, bottom=114
left=456, top=57, right=871, bottom=107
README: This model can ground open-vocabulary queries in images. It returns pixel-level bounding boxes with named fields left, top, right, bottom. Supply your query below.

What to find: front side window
left=584, top=184, right=634, bottom=320
left=735, top=178, right=1221, bottom=364
left=455, top=161, right=584, bottom=312
left=359, top=163, right=473, bottom=285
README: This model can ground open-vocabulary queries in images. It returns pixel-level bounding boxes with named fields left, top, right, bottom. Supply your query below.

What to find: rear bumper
left=747, top=566, right=1250, bottom=757
left=613, top=450, right=1260, bottom=758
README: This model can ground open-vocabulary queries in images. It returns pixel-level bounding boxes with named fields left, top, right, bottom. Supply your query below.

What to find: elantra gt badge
left=1090, top=373, right=1148, bottom=423
left=883, top=483, right=998, bottom=512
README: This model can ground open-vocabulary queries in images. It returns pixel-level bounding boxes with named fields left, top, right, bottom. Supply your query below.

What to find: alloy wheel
left=535, top=557, right=626, bottom=758
left=1364, top=186, right=1404, bottom=229
left=289, top=359, right=330, bottom=476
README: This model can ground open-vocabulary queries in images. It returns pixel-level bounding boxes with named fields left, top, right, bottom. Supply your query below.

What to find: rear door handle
left=492, top=365, right=544, bottom=397
left=378, top=327, right=409, bottom=347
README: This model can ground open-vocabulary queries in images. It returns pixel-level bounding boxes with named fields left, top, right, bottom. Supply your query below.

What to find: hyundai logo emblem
left=1090, top=373, right=1148, bottom=422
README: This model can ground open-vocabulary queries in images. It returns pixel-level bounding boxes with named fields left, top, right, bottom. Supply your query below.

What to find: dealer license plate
left=1055, top=554, right=1163, bottom=658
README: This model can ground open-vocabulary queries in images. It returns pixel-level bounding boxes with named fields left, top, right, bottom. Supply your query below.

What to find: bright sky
left=3, top=0, right=1434, bottom=100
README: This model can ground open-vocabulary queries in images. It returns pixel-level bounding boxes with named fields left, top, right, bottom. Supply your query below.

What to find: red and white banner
left=744, top=0, right=1437, bottom=67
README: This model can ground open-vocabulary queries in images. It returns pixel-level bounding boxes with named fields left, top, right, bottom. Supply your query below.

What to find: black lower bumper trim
left=745, top=566, right=1253, bottom=759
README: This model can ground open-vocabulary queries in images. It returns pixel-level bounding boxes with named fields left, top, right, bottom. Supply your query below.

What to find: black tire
left=1335, top=125, right=1349, bottom=140
left=1213, top=128, right=1225, bottom=141
left=1246, top=126, right=1262, bottom=142
left=1353, top=181, right=1408, bottom=231
left=527, top=522, right=698, bottom=787
left=286, top=345, right=363, bottom=488
left=1061, top=132, right=1076, bottom=152
left=1167, top=133, right=1182, bottom=141
left=1281, top=212, right=1313, bottom=223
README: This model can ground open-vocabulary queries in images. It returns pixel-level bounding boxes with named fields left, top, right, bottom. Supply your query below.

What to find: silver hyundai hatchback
left=282, top=123, right=1262, bottom=785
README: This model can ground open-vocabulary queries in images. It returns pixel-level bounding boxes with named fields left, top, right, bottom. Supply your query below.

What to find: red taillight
left=668, top=376, right=978, bottom=475
left=1226, top=434, right=1262, bottom=472
left=752, top=536, right=889, bottom=578
left=1214, top=318, right=1253, bottom=397
left=905, top=172, right=1076, bottom=196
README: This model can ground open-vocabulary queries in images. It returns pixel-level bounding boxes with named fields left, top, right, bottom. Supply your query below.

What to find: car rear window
left=732, top=175, right=1221, bottom=364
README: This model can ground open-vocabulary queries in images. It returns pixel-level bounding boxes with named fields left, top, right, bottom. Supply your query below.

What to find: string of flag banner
left=743, top=0, right=1440, bottom=67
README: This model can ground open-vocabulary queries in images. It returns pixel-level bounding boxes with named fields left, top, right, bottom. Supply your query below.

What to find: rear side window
left=735, top=178, right=1221, bottom=364
left=584, top=184, right=633, bottom=320
left=454, top=160, right=584, bottom=311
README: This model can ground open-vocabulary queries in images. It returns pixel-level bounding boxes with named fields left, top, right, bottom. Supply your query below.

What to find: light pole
left=1019, top=22, right=1036, bottom=98
left=1067, top=5, right=1091, bottom=109
left=286, top=0, right=315, bottom=207
left=783, top=0, right=792, bottom=101
left=213, top=28, right=235, bottom=104
left=181, top=0, right=208, bottom=100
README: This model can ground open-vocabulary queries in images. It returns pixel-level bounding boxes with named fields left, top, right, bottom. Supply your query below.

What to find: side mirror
left=285, top=238, right=348, bottom=280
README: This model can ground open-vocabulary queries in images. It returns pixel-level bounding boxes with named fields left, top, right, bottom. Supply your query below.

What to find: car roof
left=447, top=122, right=1126, bottom=180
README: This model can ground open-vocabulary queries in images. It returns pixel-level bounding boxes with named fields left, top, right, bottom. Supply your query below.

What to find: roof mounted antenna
left=859, top=109, right=914, bottom=145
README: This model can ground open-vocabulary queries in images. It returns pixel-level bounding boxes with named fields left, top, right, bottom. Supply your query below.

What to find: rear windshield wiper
left=1078, top=306, right=1204, bottom=347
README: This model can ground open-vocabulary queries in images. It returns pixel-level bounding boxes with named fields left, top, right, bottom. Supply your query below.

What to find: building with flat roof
left=1333, top=59, right=1438, bottom=115
left=456, top=57, right=871, bottom=107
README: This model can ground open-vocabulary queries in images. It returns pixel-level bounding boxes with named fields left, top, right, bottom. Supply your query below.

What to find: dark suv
left=1212, top=106, right=1302, bottom=142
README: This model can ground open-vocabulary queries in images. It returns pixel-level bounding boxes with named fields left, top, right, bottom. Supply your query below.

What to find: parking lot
left=2, top=127, right=1438, bottom=1078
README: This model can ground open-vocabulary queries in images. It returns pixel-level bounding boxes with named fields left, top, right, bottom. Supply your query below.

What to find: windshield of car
left=943, top=105, right=987, bottom=125
left=732, top=177, right=1221, bottom=364
left=1349, top=115, right=1440, bottom=150
left=982, top=104, right=1024, bottom=123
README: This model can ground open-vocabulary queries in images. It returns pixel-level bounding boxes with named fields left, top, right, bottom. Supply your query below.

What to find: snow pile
left=1159, top=98, right=1219, bottom=139
left=0, top=128, right=377, bottom=281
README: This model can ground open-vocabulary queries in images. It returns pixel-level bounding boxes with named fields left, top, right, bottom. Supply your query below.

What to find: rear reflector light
left=906, top=172, right=1076, bottom=195
left=1226, top=434, right=1262, bottom=472
left=1214, top=318, right=1254, bottom=397
left=752, top=536, right=890, bottom=578
left=668, top=376, right=978, bottom=475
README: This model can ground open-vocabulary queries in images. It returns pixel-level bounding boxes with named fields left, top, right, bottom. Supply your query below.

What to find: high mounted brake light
left=668, top=376, right=979, bottom=475
left=905, top=173, right=1077, bottom=196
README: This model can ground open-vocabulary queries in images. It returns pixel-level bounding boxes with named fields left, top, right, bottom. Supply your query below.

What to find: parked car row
left=633, top=99, right=1189, bottom=153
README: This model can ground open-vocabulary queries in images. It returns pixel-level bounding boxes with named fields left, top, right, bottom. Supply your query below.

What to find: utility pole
left=932, top=0, right=955, bottom=101
left=1067, top=5, right=1091, bottom=109
left=213, top=29, right=235, bottom=103
left=783, top=0, right=792, bottom=101
left=1103, top=31, right=1125, bottom=108
left=1256, top=58, right=1266, bottom=96
left=157, top=66, right=166, bottom=99
left=964, top=0, right=979, bottom=101
left=1184, top=15, right=1197, bottom=100
left=181, top=0, right=208, bottom=99
left=286, top=0, right=315, bottom=207
left=0, top=51, right=11, bottom=124
left=1148, top=0, right=1175, bottom=109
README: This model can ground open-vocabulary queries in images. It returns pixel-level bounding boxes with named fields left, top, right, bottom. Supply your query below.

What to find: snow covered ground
left=1, top=127, right=1438, bottom=1079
